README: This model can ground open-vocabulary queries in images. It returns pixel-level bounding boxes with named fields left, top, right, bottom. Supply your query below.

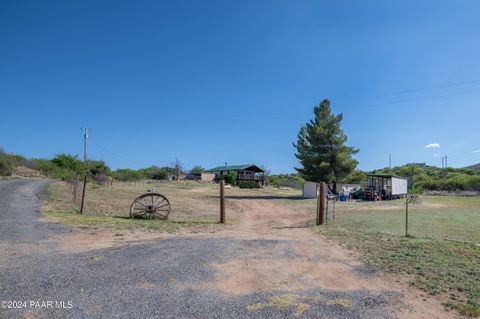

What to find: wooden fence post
left=405, top=196, right=409, bottom=237
left=220, top=180, right=225, bottom=224
left=80, top=175, right=87, bottom=214
left=316, top=181, right=326, bottom=225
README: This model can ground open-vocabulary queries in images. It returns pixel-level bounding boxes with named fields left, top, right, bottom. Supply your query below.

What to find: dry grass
left=42, top=181, right=302, bottom=233
left=45, top=180, right=245, bottom=222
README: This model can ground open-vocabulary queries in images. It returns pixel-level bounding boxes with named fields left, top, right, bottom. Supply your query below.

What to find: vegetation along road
left=0, top=179, right=461, bottom=318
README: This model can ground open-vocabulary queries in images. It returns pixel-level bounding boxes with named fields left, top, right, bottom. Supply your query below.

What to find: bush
left=238, top=181, right=261, bottom=189
left=268, top=174, right=305, bottom=189
left=51, top=154, right=85, bottom=176
left=112, top=169, right=143, bottom=181
left=139, top=166, right=172, bottom=180
left=0, top=156, right=14, bottom=176
left=214, top=171, right=238, bottom=185
left=92, top=173, right=111, bottom=184
left=89, top=160, right=111, bottom=176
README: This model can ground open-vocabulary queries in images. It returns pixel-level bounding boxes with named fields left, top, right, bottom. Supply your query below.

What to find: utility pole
left=80, top=128, right=88, bottom=214
left=442, top=156, right=444, bottom=168
left=445, top=154, right=448, bottom=168
left=389, top=154, right=392, bottom=170
left=83, top=128, right=88, bottom=162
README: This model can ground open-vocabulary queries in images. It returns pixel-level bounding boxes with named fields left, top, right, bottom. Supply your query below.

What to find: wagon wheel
left=129, top=193, right=171, bottom=219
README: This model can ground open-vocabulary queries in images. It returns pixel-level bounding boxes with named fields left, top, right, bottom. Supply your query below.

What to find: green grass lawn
left=308, top=196, right=480, bottom=317
left=295, top=196, right=480, bottom=244
left=320, top=227, right=480, bottom=317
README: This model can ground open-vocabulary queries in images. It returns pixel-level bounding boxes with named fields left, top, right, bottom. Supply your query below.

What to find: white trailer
left=391, top=176, right=408, bottom=196
left=365, top=174, right=408, bottom=200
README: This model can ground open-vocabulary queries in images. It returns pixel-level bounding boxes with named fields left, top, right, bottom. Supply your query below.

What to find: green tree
left=0, top=150, right=14, bottom=176
left=190, top=166, right=205, bottom=174
left=88, top=160, right=111, bottom=176
left=112, top=169, right=143, bottom=181
left=51, top=154, right=85, bottom=176
left=294, top=99, right=359, bottom=187
left=214, top=171, right=238, bottom=185
left=343, top=170, right=367, bottom=184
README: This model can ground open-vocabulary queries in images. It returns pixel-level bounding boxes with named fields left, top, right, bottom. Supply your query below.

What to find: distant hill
left=464, top=163, right=480, bottom=171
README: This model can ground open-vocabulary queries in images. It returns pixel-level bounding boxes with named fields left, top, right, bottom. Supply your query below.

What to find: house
left=205, top=164, right=267, bottom=186
left=365, top=174, right=408, bottom=200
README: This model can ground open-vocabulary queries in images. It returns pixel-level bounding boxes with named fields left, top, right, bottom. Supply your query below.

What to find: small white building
left=303, top=181, right=319, bottom=198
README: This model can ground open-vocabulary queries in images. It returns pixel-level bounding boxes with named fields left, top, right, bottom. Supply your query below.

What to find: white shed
left=303, top=181, right=319, bottom=198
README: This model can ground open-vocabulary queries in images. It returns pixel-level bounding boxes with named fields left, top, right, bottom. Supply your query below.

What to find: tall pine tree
left=294, top=99, right=359, bottom=188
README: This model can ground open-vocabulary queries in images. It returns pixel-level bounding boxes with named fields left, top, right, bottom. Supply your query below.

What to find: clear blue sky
left=1, top=0, right=480, bottom=173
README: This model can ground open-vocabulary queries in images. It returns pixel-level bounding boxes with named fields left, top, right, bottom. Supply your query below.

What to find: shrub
left=238, top=181, right=261, bottom=189
left=92, top=173, right=111, bottom=184
left=51, top=154, right=85, bottom=176
left=89, top=160, right=111, bottom=176
left=0, top=155, right=14, bottom=176
left=139, top=166, right=171, bottom=180
left=268, top=174, right=305, bottom=189
left=112, top=169, right=143, bottom=181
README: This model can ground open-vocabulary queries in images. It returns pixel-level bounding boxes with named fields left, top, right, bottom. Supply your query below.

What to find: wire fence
left=325, top=195, right=480, bottom=244
left=59, top=179, right=226, bottom=224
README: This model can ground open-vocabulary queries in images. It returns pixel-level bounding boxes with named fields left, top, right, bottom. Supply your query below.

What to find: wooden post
left=79, top=127, right=89, bottom=214
left=80, top=175, right=87, bottom=214
left=405, top=197, right=409, bottom=237
left=220, top=180, right=225, bottom=224
left=316, top=185, right=320, bottom=225
left=325, top=196, right=329, bottom=224
left=316, top=182, right=326, bottom=225
left=332, top=196, right=336, bottom=219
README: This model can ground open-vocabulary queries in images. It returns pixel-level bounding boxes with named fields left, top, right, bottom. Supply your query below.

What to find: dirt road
left=0, top=180, right=456, bottom=318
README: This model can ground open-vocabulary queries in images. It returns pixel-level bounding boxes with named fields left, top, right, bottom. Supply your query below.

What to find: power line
left=90, top=140, right=145, bottom=166
left=108, top=88, right=480, bottom=133
left=334, top=79, right=480, bottom=103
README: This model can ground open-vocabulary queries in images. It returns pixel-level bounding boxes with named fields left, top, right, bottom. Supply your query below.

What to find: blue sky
left=1, top=0, right=480, bottom=173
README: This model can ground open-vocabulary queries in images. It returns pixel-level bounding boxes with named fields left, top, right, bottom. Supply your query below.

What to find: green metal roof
left=206, top=164, right=264, bottom=173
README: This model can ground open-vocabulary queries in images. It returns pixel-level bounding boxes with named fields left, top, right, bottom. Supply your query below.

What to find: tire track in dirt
left=200, top=198, right=459, bottom=319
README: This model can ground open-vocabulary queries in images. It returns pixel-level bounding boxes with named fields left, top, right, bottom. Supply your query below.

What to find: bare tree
left=171, top=157, right=183, bottom=182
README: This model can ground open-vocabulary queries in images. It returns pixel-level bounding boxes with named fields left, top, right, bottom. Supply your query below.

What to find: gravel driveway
left=0, top=179, right=448, bottom=318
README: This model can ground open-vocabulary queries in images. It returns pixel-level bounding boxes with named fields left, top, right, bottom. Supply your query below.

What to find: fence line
left=324, top=195, right=480, bottom=244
